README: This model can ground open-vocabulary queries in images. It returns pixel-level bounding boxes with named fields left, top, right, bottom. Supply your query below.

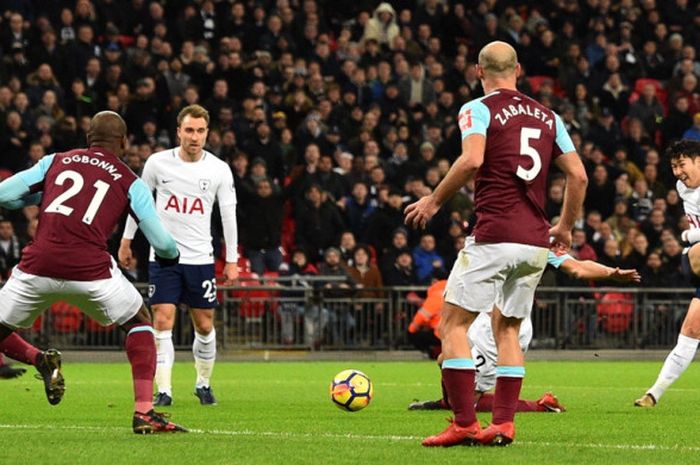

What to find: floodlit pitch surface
left=1, top=361, right=698, bottom=465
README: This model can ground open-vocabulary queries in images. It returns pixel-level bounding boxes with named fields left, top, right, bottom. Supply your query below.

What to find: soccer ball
left=330, top=369, right=373, bottom=412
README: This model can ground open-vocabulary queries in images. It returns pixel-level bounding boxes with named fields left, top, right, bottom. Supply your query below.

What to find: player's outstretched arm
left=0, top=192, right=42, bottom=210
left=404, top=134, right=485, bottom=229
left=0, top=155, right=55, bottom=207
left=559, top=258, right=641, bottom=283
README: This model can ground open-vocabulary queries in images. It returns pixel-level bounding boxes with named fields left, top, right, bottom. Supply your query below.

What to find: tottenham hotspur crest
left=199, top=179, right=211, bottom=192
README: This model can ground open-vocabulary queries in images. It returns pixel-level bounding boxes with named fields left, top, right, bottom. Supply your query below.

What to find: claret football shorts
left=444, top=236, right=549, bottom=319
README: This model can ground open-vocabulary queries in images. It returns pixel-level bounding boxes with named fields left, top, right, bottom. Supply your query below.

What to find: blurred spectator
left=641, top=250, right=670, bottom=287
left=629, top=178, right=655, bottom=223
left=585, top=164, right=616, bottom=219
left=663, top=97, right=693, bottom=144
left=640, top=208, right=668, bottom=250
left=295, top=184, right=345, bottom=263
left=346, top=244, right=383, bottom=299
left=278, top=248, right=319, bottom=346
left=628, top=82, right=665, bottom=137
left=337, top=180, right=375, bottom=242
left=587, top=107, right=622, bottom=157
left=661, top=237, right=685, bottom=285
left=399, top=61, right=436, bottom=109
left=366, top=188, right=405, bottom=255
left=0, top=218, right=22, bottom=280
left=625, top=232, right=649, bottom=271
left=338, top=231, right=357, bottom=265
left=243, top=119, right=285, bottom=184
left=383, top=249, right=418, bottom=286
left=684, top=112, right=700, bottom=141
left=362, top=2, right=400, bottom=49
left=412, top=233, right=445, bottom=284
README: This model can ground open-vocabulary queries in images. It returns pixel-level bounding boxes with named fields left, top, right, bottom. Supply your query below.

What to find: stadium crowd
left=0, top=0, right=699, bottom=290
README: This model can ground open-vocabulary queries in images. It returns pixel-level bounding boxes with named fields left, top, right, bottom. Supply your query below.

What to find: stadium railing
left=17, top=283, right=692, bottom=351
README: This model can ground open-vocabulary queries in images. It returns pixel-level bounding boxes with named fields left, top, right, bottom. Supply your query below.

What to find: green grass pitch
left=1, top=360, right=699, bottom=465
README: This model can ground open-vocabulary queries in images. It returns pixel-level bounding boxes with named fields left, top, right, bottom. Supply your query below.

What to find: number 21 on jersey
left=44, top=170, right=110, bottom=225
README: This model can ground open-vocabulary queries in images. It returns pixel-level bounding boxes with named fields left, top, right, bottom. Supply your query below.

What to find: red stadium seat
left=526, top=75, right=566, bottom=98
left=231, top=271, right=268, bottom=319
left=629, top=78, right=668, bottom=115
left=49, top=301, right=83, bottom=333
left=596, top=292, right=633, bottom=334
left=85, top=317, right=114, bottom=332
left=0, top=169, right=13, bottom=181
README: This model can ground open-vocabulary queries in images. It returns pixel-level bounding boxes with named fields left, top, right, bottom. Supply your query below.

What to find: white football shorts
left=444, top=236, right=549, bottom=319
left=469, top=312, right=533, bottom=392
left=0, top=258, right=144, bottom=329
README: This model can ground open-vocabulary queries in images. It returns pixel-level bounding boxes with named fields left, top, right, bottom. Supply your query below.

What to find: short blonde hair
left=177, top=104, right=210, bottom=126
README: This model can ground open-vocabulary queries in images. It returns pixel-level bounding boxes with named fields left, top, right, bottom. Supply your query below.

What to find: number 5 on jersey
left=516, top=127, right=542, bottom=182
left=45, top=170, right=111, bottom=225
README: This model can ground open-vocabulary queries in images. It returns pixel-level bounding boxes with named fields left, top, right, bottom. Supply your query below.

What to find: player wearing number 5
left=119, top=105, right=239, bottom=407
left=405, top=41, right=588, bottom=447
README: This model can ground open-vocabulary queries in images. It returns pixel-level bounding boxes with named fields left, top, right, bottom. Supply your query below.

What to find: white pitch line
left=0, top=423, right=699, bottom=452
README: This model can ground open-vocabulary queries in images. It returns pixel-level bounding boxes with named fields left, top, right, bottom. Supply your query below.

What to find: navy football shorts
left=148, top=262, right=218, bottom=309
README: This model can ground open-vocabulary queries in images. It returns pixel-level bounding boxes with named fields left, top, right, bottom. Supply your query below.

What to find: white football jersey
left=141, top=148, right=236, bottom=265
left=677, top=180, right=700, bottom=229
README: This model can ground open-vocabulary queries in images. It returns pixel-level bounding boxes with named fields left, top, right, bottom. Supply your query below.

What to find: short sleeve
left=458, top=100, right=491, bottom=139
left=553, top=113, right=575, bottom=154
left=548, top=251, right=572, bottom=269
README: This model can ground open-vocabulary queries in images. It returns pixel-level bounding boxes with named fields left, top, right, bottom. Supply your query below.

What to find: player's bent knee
left=193, top=320, right=214, bottom=335
left=681, top=319, right=700, bottom=339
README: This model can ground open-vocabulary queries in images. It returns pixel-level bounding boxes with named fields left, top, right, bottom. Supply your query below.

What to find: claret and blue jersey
left=458, top=89, right=576, bottom=248
left=0, top=148, right=177, bottom=281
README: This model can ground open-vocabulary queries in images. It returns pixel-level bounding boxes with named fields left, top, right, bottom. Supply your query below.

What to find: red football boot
left=478, top=422, right=515, bottom=446
left=422, top=419, right=481, bottom=447
left=537, top=392, right=566, bottom=413
left=133, top=410, right=188, bottom=434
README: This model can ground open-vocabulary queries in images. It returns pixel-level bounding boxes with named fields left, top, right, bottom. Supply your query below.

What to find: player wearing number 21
left=0, top=111, right=186, bottom=432
left=119, top=104, right=239, bottom=407
left=404, top=41, right=588, bottom=447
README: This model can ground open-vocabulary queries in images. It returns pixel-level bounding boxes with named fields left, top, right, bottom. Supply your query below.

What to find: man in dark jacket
left=295, top=184, right=346, bottom=263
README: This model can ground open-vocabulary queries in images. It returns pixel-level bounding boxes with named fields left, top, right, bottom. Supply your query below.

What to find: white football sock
left=154, top=330, right=174, bottom=396
left=193, top=328, right=216, bottom=389
left=648, top=334, right=699, bottom=402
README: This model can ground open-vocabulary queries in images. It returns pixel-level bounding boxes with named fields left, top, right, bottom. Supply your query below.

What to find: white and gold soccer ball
left=330, top=369, right=373, bottom=412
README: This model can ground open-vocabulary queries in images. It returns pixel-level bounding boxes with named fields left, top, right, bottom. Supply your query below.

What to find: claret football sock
left=648, top=334, right=700, bottom=402
left=154, top=329, right=174, bottom=396
left=193, top=329, right=216, bottom=388
left=0, top=332, right=41, bottom=366
left=441, top=379, right=451, bottom=409
left=476, top=393, right=541, bottom=412
left=126, top=325, right=157, bottom=414
left=441, top=359, right=477, bottom=427
left=492, top=366, right=525, bottom=424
